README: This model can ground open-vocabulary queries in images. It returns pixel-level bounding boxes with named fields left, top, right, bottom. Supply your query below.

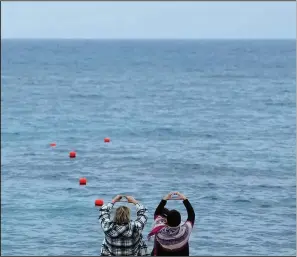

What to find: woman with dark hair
left=148, top=192, right=195, bottom=256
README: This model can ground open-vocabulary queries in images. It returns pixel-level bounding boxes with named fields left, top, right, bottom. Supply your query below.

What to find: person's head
left=114, top=206, right=131, bottom=224
left=166, top=210, right=181, bottom=227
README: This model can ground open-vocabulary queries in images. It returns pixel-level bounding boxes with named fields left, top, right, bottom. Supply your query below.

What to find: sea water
left=1, top=39, right=296, bottom=255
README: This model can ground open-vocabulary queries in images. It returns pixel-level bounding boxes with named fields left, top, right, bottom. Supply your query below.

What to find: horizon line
left=1, top=38, right=296, bottom=41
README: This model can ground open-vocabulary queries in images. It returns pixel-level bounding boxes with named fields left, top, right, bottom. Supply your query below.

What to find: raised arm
left=125, top=196, right=148, bottom=232
left=134, top=203, right=148, bottom=231
left=154, top=192, right=175, bottom=218
left=176, top=192, right=195, bottom=226
left=183, top=199, right=195, bottom=225
left=99, top=195, right=122, bottom=232
left=99, top=202, right=114, bottom=232
left=154, top=199, right=167, bottom=217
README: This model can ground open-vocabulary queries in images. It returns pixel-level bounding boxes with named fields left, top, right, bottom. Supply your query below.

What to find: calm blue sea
left=1, top=39, right=296, bottom=256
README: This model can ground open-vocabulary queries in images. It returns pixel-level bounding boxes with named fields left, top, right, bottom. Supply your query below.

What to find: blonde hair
left=114, top=206, right=131, bottom=224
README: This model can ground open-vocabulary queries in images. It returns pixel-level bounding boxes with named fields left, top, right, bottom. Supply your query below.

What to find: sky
left=1, top=1, right=296, bottom=39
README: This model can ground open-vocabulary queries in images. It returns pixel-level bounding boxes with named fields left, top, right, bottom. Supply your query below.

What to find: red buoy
left=95, top=199, right=104, bottom=206
left=104, top=137, right=110, bottom=143
left=50, top=143, right=56, bottom=147
left=79, top=178, right=87, bottom=185
left=69, top=151, right=76, bottom=158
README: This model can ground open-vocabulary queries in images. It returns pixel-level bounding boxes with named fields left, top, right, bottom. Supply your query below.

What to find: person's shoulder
left=129, top=220, right=137, bottom=228
left=128, top=220, right=142, bottom=233
left=183, top=220, right=194, bottom=228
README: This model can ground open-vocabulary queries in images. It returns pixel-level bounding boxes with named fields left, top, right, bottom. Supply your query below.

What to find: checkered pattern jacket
left=99, top=202, right=149, bottom=256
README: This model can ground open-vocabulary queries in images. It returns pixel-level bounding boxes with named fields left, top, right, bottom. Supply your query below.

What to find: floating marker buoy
left=79, top=178, right=87, bottom=185
left=50, top=143, right=56, bottom=147
left=104, top=137, right=110, bottom=143
left=69, top=151, right=76, bottom=158
left=95, top=199, right=104, bottom=206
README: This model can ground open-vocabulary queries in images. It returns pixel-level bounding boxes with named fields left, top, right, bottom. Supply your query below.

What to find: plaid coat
left=99, top=202, right=149, bottom=256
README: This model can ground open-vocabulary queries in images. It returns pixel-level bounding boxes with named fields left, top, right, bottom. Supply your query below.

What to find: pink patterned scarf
left=147, top=215, right=167, bottom=241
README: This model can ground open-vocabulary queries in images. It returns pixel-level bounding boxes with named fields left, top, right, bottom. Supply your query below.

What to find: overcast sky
left=1, top=2, right=296, bottom=39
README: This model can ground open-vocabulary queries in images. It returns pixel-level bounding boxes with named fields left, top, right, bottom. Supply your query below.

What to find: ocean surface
left=1, top=39, right=296, bottom=256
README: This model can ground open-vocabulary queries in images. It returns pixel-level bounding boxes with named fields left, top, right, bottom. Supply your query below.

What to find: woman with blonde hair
left=99, top=195, right=149, bottom=256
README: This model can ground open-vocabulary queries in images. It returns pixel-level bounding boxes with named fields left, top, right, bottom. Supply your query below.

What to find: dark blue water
left=1, top=39, right=296, bottom=256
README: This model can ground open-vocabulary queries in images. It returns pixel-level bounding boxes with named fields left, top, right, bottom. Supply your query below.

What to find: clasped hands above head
left=112, top=195, right=138, bottom=204
left=111, top=191, right=186, bottom=204
left=163, top=191, right=187, bottom=201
